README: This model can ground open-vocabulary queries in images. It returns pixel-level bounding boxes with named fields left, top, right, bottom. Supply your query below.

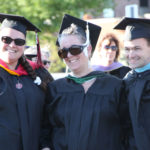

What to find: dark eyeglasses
left=104, top=45, right=118, bottom=51
left=58, top=45, right=85, bottom=59
left=42, top=60, right=51, bottom=65
left=1, top=36, right=26, bottom=46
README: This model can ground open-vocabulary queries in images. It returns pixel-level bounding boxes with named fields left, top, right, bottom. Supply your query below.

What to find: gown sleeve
left=118, top=80, right=137, bottom=150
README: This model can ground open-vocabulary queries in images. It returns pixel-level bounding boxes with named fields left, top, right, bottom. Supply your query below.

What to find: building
left=112, top=0, right=150, bottom=18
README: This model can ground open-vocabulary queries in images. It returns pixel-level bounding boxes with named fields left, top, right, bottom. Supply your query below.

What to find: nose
left=9, top=40, right=16, bottom=47
left=126, top=50, right=136, bottom=59
left=67, top=51, right=72, bottom=58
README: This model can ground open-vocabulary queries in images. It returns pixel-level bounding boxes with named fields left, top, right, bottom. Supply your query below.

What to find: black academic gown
left=46, top=71, right=131, bottom=150
left=0, top=67, right=48, bottom=150
left=107, top=66, right=131, bottom=79
left=124, top=70, right=150, bottom=150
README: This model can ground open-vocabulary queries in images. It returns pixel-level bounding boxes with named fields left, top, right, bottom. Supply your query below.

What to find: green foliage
left=0, top=0, right=111, bottom=72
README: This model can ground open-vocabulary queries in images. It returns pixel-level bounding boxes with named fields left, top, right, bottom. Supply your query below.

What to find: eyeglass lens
left=58, top=46, right=84, bottom=59
left=1, top=36, right=26, bottom=46
left=104, top=45, right=118, bottom=51
left=43, top=60, right=51, bottom=65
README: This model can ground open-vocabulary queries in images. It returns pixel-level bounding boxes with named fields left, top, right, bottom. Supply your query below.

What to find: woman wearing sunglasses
left=0, top=13, right=53, bottom=150
left=40, top=14, right=133, bottom=150
left=91, top=33, right=131, bottom=78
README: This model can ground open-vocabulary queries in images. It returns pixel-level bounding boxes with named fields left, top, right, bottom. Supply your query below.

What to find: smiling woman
left=40, top=14, right=132, bottom=150
left=91, top=33, right=131, bottom=78
left=0, top=13, right=53, bottom=150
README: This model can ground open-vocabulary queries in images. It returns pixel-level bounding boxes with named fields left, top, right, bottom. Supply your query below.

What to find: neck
left=6, top=62, right=18, bottom=70
left=99, top=59, right=113, bottom=66
left=72, top=67, right=93, bottom=77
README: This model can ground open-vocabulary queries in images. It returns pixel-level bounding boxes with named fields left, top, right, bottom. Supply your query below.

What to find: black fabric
left=43, top=71, right=132, bottom=150
left=114, top=17, right=150, bottom=40
left=56, top=14, right=101, bottom=51
left=0, top=13, right=40, bottom=35
left=107, top=66, right=131, bottom=79
left=124, top=70, right=150, bottom=150
left=0, top=67, right=51, bottom=150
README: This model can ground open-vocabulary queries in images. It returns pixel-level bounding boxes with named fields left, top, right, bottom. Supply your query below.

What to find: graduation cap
left=56, top=14, right=101, bottom=51
left=114, top=17, right=150, bottom=41
left=0, top=13, right=42, bottom=65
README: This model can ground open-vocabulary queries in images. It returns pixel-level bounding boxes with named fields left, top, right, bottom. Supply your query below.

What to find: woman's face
left=0, top=27, right=25, bottom=69
left=59, top=35, right=91, bottom=75
left=99, top=39, right=117, bottom=65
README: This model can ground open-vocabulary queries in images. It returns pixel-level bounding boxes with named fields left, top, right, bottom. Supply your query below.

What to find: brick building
left=114, top=0, right=150, bottom=18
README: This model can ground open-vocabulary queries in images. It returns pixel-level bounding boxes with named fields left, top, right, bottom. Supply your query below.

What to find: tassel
left=36, top=32, right=42, bottom=66
left=83, top=22, right=90, bottom=46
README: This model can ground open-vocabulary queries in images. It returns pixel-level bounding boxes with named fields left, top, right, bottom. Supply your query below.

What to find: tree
left=0, top=0, right=113, bottom=72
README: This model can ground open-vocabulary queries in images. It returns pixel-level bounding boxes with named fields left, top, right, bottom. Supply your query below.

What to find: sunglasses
left=58, top=45, right=85, bottom=59
left=1, top=36, right=26, bottom=46
left=104, top=45, right=118, bottom=51
left=43, top=60, right=51, bottom=65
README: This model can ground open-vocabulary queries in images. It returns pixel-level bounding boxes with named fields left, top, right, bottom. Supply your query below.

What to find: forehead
left=59, top=34, right=83, bottom=48
left=124, top=38, right=148, bottom=47
left=101, top=39, right=116, bottom=46
left=0, top=27, right=25, bottom=38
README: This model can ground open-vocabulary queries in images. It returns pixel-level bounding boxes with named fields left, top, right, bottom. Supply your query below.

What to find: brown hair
left=98, top=33, right=120, bottom=61
left=19, top=56, right=47, bottom=91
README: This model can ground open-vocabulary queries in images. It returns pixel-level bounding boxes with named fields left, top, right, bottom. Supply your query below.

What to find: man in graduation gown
left=114, top=17, right=150, bottom=150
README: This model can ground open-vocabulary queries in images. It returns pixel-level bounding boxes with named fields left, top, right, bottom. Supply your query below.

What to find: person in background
left=91, top=33, right=131, bottom=78
left=40, top=14, right=132, bottom=150
left=25, top=46, right=51, bottom=70
left=0, top=13, right=53, bottom=150
left=24, top=45, right=37, bottom=62
left=114, top=17, right=150, bottom=150
left=41, top=48, right=51, bottom=70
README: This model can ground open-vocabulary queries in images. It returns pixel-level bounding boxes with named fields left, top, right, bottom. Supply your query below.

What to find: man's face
left=124, top=38, right=150, bottom=69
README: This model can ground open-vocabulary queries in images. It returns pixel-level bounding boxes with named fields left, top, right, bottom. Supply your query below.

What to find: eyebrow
left=124, top=46, right=141, bottom=50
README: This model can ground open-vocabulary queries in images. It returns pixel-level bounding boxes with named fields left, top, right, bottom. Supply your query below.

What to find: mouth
left=6, top=49, right=17, bottom=53
left=68, top=58, right=79, bottom=63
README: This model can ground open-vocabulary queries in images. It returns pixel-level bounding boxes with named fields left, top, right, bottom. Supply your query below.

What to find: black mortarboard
left=56, top=14, right=101, bottom=51
left=0, top=13, right=42, bottom=65
left=114, top=17, right=150, bottom=41
left=0, top=13, right=40, bottom=35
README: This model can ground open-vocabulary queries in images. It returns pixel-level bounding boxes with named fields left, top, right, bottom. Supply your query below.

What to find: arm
left=118, top=81, right=137, bottom=150
left=40, top=86, right=52, bottom=150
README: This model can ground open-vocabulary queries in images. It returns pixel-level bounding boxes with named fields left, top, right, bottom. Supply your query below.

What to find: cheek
left=100, top=49, right=107, bottom=55
left=18, top=46, right=25, bottom=54
left=113, top=52, right=117, bottom=57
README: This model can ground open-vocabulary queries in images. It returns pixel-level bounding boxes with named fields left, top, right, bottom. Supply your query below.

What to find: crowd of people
left=0, top=12, right=150, bottom=150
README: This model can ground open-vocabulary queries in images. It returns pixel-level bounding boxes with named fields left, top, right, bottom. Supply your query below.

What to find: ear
left=87, top=44, right=92, bottom=58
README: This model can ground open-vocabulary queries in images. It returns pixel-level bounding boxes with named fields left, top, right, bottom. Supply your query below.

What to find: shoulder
left=49, top=77, right=68, bottom=87
left=110, top=66, right=131, bottom=78
left=93, top=71, right=123, bottom=88
left=119, top=66, right=131, bottom=72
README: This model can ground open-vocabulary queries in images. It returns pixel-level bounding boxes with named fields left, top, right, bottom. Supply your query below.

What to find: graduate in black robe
left=0, top=13, right=53, bottom=150
left=114, top=17, right=150, bottom=150
left=41, top=14, right=132, bottom=150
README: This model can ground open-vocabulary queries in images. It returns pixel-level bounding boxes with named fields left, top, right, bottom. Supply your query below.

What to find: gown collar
left=0, top=59, right=39, bottom=76
left=67, top=71, right=105, bottom=84
left=135, top=63, right=150, bottom=73
left=92, top=62, right=123, bottom=71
